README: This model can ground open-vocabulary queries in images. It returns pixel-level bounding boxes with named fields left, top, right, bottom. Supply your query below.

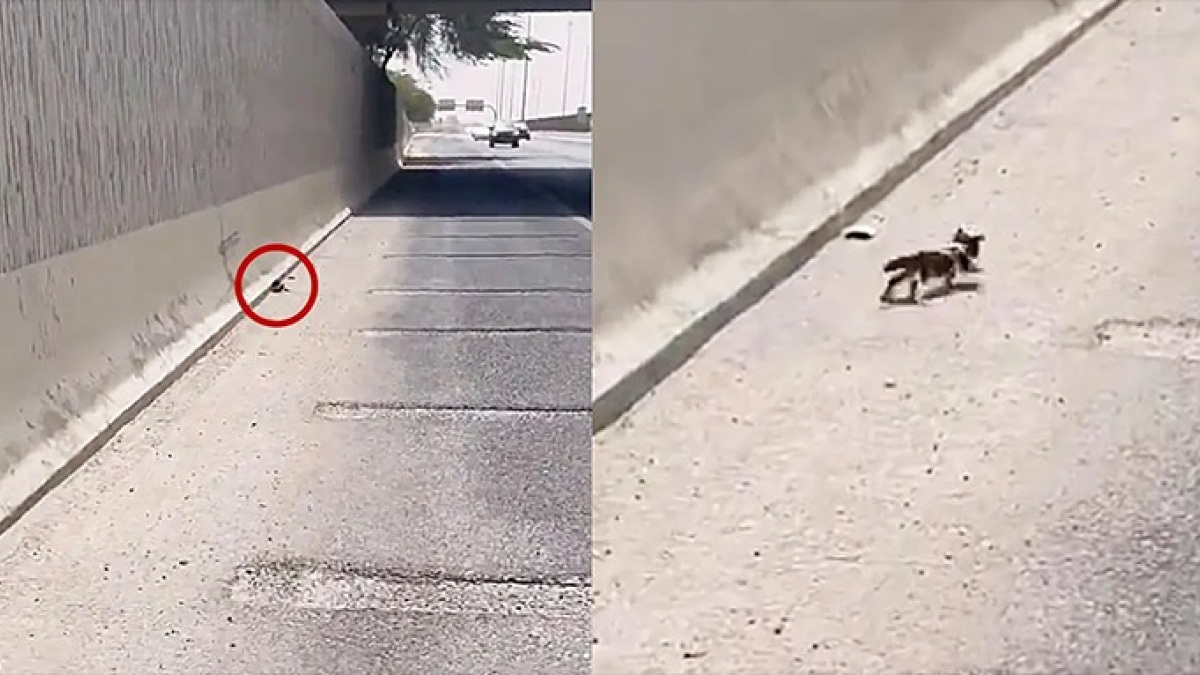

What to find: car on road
left=489, top=121, right=522, bottom=148
left=514, top=121, right=531, bottom=140
left=467, top=125, right=492, bottom=141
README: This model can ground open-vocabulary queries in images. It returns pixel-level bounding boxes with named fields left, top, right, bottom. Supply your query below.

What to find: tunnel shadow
left=355, top=164, right=592, bottom=220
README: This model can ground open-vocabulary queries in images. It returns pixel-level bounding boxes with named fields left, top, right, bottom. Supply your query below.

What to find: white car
left=467, top=125, right=491, bottom=141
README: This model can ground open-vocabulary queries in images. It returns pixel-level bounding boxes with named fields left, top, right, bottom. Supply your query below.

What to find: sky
left=412, top=11, right=592, bottom=125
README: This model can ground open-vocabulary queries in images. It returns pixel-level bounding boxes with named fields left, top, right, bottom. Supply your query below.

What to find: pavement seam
left=312, top=401, right=592, bottom=419
left=366, top=287, right=591, bottom=295
left=354, top=327, right=591, bottom=336
left=229, top=560, right=591, bottom=618
left=380, top=252, right=590, bottom=259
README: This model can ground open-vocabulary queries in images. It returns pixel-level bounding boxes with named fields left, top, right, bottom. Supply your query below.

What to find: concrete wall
left=0, top=0, right=408, bottom=516
left=526, top=113, right=592, bottom=132
left=592, top=0, right=1077, bottom=330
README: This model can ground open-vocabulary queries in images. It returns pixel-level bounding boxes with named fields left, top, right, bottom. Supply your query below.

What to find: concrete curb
left=400, top=131, right=419, bottom=164
left=591, top=0, right=1124, bottom=435
left=402, top=132, right=450, bottom=162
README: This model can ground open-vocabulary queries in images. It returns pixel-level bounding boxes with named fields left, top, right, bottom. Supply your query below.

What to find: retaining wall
left=592, top=0, right=1082, bottom=331
left=0, top=0, right=408, bottom=518
left=526, top=113, right=592, bottom=132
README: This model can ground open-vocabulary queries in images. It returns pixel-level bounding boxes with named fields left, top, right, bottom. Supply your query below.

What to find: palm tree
left=371, top=13, right=557, bottom=76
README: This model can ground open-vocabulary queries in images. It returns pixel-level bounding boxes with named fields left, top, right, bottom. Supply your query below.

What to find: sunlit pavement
left=595, top=2, right=1200, bottom=672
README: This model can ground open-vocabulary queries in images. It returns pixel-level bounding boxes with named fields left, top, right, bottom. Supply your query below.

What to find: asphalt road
left=0, top=133, right=592, bottom=673
left=595, top=2, right=1200, bottom=673
left=401, top=131, right=592, bottom=221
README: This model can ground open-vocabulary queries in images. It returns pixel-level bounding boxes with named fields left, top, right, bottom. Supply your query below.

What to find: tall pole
left=580, top=43, right=590, bottom=110
left=513, top=78, right=520, bottom=119
left=561, top=19, right=573, bottom=115
left=532, top=73, right=541, bottom=117
left=498, top=61, right=507, bottom=119
left=495, top=61, right=505, bottom=119
left=519, top=14, right=533, bottom=122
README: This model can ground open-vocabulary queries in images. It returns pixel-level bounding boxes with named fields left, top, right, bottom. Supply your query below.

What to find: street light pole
left=498, top=60, right=507, bottom=119
left=561, top=18, right=573, bottom=115
left=580, top=43, right=590, bottom=110
left=495, top=61, right=505, bottom=119
left=519, top=13, right=533, bottom=122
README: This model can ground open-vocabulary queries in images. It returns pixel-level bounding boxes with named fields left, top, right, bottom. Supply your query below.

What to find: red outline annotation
left=233, top=243, right=319, bottom=328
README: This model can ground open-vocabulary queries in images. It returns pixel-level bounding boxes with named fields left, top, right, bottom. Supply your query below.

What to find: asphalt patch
left=229, top=560, right=590, bottom=618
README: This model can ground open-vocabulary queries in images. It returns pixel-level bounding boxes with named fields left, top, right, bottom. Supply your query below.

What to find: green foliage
left=371, top=13, right=557, bottom=76
left=389, top=72, right=437, bottom=123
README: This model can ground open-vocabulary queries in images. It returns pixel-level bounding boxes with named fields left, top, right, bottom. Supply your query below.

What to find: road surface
left=407, top=131, right=591, bottom=221
left=0, top=133, right=592, bottom=673
left=595, top=2, right=1200, bottom=673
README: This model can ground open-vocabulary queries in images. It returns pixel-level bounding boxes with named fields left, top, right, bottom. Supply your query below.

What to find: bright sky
left=411, top=11, right=592, bottom=124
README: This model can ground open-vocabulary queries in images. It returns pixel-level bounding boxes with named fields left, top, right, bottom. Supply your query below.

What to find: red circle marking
left=234, top=243, right=319, bottom=328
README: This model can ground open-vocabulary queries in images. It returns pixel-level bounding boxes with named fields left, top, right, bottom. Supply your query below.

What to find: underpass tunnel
left=0, top=1, right=592, bottom=672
